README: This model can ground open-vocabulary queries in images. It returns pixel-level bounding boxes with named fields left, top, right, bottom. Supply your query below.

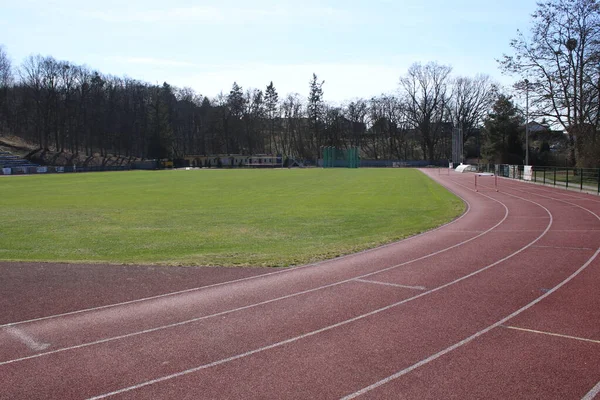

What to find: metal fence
left=476, top=164, right=600, bottom=194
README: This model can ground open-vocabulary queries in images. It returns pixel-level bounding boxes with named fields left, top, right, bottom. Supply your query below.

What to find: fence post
left=581, top=168, right=584, bottom=191
left=566, top=168, right=569, bottom=189
left=543, top=168, right=546, bottom=185
left=598, top=168, right=600, bottom=195
left=554, top=168, right=557, bottom=186
left=534, top=168, right=537, bottom=182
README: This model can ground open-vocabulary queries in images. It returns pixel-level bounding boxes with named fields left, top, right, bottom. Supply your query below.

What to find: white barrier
left=455, top=164, right=477, bottom=173
left=523, top=165, right=532, bottom=181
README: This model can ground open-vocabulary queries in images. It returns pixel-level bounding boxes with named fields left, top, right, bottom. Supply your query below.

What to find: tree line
left=2, top=0, right=597, bottom=168
left=0, top=48, right=501, bottom=164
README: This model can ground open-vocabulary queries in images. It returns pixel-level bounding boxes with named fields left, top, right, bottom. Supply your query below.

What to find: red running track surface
left=1, top=169, right=599, bottom=399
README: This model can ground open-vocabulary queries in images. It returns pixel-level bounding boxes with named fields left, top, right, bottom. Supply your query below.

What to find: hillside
left=0, top=135, right=139, bottom=168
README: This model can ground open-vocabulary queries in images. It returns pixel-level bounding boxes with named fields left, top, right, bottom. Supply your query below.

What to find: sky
left=0, top=0, right=539, bottom=103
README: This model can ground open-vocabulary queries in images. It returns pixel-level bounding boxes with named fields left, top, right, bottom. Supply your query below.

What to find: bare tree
left=19, top=55, right=46, bottom=147
left=450, top=75, right=497, bottom=159
left=344, top=99, right=368, bottom=149
left=499, top=0, right=600, bottom=165
left=0, top=46, right=12, bottom=88
left=400, top=62, right=453, bottom=162
left=0, top=46, right=13, bottom=130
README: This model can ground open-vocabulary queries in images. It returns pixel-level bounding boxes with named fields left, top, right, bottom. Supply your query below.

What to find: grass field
left=0, top=169, right=464, bottom=267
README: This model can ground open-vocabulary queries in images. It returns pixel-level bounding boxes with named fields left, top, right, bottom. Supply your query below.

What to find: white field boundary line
left=0, top=193, right=506, bottom=366
left=84, top=188, right=552, bottom=399
left=502, top=325, right=600, bottom=345
left=532, top=245, right=594, bottom=251
left=1, top=182, right=473, bottom=329
left=354, top=279, right=426, bottom=291
left=582, top=380, right=600, bottom=400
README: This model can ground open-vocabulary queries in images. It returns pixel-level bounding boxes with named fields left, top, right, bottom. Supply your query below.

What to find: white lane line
left=341, top=177, right=600, bottom=400
left=444, top=230, right=485, bottom=233
left=502, top=325, right=600, bottom=344
left=341, top=247, right=600, bottom=400
left=354, top=279, right=426, bottom=291
left=582, top=380, right=600, bottom=400
left=1, top=193, right=473, bottom=329
left=494, top=229, right=600, bottom=232
left=4, top=327, right=50, bottom=352
left=85, top=191, right=550, bottom=399
left=532, top=245, right=594, bottom=251
left=1, top=188, right=514, bottom=366
left=0, top=196, right=501, bottom=367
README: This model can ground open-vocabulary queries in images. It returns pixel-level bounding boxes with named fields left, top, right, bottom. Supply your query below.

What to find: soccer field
left=0, top=169, right=464, bottom=267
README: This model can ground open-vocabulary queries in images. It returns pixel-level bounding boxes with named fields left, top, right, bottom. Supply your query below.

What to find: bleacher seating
left=0, top=151, right=39, bottom=168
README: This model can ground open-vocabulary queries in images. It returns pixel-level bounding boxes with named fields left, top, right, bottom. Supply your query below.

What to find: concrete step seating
left=0, top=151, right=39, bottom=168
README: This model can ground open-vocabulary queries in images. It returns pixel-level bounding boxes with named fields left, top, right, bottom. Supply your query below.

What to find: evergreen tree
left=265, top=81, right=279, bottom=154
left=482, top=94, right=524, bottom=164
left=307, top=73, right=325, bottom=158
left=148, top=83, right=174, bottom=160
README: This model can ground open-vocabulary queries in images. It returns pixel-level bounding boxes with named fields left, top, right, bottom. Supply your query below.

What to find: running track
left=1, top=170, right=599, bottom=399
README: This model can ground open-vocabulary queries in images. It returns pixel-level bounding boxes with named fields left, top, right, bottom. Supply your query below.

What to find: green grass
left=0, top=169, right=464, bottom=267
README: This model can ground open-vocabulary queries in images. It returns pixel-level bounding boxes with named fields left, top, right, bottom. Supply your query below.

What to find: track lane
left=1, top=177, right=485, bottom=328
left=81, top=185, right=567, bottom=400
left=3, top=170, right=599, bottom=399
left=0, top=182, right=511, bottom=365
left=344, top=172, right=599, bottom=400
left=0, top=173, right=556, bottom=398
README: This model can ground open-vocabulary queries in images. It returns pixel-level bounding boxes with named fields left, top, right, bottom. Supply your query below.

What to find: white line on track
left=582, top=380, right=600, bottom=400
left=0, top=195, right=505, bottom=367
left=85, top=188, right=552, bottom=399
left=344, top=174, right=600, bottom=398
left=4, top=327, right=50, bottom=351
left=341, top=249, right=600, bottom=399
left=354, top=279, right=426, bottom=291
left=502, top=325, right=600, bottom=344
left=0, top=192, right=474, bottom=329
left=532, top=245, right=594, bottom=251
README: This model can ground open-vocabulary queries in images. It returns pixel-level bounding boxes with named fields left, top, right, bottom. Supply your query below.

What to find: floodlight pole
left=525, top=79, right=529, bottom=166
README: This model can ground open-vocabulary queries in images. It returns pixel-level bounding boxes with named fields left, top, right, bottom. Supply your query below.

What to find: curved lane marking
left=1, top=181, right=473, bottom=329
left=84, top=188, right=552, bottom=399
left=582, top=381, right=600, bottom=400
left=483, top=176, right=600, bottom=400
left=0, top=193, right=505, bottom=366
left=341, top=175, right=600, bottom=400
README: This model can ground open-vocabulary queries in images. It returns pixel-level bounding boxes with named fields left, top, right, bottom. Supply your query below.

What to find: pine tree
left=307, top=73, right=325, bottom=158
left=265, top=81, right=279, bottom=154
left=482, top=95, right=524, bottom=164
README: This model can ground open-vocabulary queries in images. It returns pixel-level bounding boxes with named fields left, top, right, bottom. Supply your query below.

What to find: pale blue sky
left=0, top=0, right=537, bottom=102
